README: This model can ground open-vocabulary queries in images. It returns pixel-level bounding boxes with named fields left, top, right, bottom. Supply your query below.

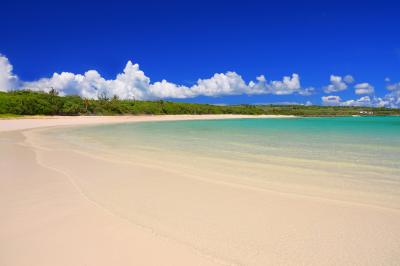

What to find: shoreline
left=0, top=114, right=294, bottom=132
left=0, top=130, right=226, bottom=266
left=1, top=115, right=400, bottom=265
left=2, top=114, right=399, bottom=133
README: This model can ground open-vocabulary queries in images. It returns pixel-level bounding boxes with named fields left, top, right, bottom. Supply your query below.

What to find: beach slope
left=1, top=115, right=399, bottom=266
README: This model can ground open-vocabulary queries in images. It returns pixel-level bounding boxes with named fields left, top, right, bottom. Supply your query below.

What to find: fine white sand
left=0, top=114, right=289, bottom=132
left=1, top=115, right=399, bottom=266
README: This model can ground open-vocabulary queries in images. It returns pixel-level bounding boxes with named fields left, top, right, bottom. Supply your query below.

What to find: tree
left=48, top=87, right=59, bottom=96
left=83, top=98, right=90, bottom=113
left=98, top=92, right=109, bottom=101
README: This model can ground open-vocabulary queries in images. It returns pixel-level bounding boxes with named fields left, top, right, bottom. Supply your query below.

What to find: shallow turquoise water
left=60, top=116, right=400, bottom=170
left=48, top=116, right=400, bottom=207
left=34, top=116, right=400, bottom=264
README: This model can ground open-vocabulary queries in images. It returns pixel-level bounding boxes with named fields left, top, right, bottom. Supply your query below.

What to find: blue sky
left=1, top=0, right=400, bottom=106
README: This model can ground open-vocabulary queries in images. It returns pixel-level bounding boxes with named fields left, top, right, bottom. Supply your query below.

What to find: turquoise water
left=60, top=116, right=400, bottom=169
left=34, top=117, right=400, bottom=264
left=49, top=116, right=400, bottom=208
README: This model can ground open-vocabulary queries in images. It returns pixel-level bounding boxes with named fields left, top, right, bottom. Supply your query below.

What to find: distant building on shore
left=359, top=110, right=374, bottom=115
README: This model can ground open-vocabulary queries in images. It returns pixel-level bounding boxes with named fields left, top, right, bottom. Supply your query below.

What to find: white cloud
left=322, top=95, right=390, bottom=108
left=342, top=96, right=374, bottom=107
left=355, top=83, right=374, bottom=95
left=305, top=100, right=313, bottom=106
left=343, top=96, right=391, bottom=107
left=343, top=75, right=355, bottom=84
left=382, top=90, right=400, bottom=108
left=149, top=73, right=314, bottom=99
left=248, top=73, right=314, bottom=96
left=323, top=75, right=353, bottom=93
left=23, top=61, right=152, bottom=100
left=298, top=87, right=315, bottom=96
left=192, top=72, right=248, bottom=97
left=0, top=54, right=19, bottom=91
left=383, top=81, right=400, bottom=108
left=321, top=95, right=342, bottom=105
left=1, top=53, right=399, bottom=108
left=387, top=82, right=400, bottom=92
left=6, top=54, right=312, bottom=99
left=149, top=80, right=191, bottom=99
left=266, top=74, right=301, bottom=95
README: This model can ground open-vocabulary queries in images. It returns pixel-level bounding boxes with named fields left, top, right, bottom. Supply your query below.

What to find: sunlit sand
left=1, top=115, right=399, bottom=266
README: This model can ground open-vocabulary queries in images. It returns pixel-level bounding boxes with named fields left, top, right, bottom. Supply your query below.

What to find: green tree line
left=0, top=90, right=399, bottom=116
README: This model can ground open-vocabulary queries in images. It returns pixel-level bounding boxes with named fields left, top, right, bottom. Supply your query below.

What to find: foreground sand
left=1, top=115, right=399, bottom=266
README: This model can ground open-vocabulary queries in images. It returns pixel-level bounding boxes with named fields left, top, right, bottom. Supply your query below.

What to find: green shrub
left=0, top=90, right=399, bottom=116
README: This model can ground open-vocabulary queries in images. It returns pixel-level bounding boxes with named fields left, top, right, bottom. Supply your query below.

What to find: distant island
left=1, top=90, right=399, bottom=117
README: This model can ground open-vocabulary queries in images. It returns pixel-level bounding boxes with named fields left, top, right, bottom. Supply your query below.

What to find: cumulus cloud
left=383, top=91, right=400, bottom=108
left=1, top=53, right=399, bottom=108
left=0, top=54, right=19, bottom=91
left=322, top=95, right=389, bottom=108
left=343, top=75, right=355, bottom=84
left=355, top=83, right=374, bottom=95
left=341, top=96, right=386, bottom=107
left=23, top=61, right=152, bottom=99
left=1, top=53, right=313, bottom=100
left=321, top=75, right=391, bottom=106
left=151, top=72, right=315, bottom=98
left=387, top=82, right=400, bottom=92
left=321, top=95, right=342, bottom=105
left=323, top=75, right=354, bottom=93
left=195, top=72, right=249, bottom=96
left=265, top=74, right=301, bottom=95
left=383, top=81, right=400, bottom=108
left=246, top=73, right=313, bottom=96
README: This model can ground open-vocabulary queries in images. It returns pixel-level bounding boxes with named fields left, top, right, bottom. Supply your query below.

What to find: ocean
left=49, top=116, right=400, bottom=209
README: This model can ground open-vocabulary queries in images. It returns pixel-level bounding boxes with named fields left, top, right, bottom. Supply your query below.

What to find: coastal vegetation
left=1, top=90, right=399, bottom=117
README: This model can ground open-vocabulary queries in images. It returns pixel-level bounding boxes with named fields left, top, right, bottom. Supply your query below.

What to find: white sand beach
left=0, top=114, right=288, bottom=132
left=1, top=115, right=399, bottom=266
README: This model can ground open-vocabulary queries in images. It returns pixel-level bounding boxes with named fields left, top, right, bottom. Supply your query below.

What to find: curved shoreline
left=25, top=125, right=400, bottom=213
left=1, top=115, right=400, bottom=266
left=0, top=114, right=294, bottom=132
left=0, top=130, right=230, bottom=266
